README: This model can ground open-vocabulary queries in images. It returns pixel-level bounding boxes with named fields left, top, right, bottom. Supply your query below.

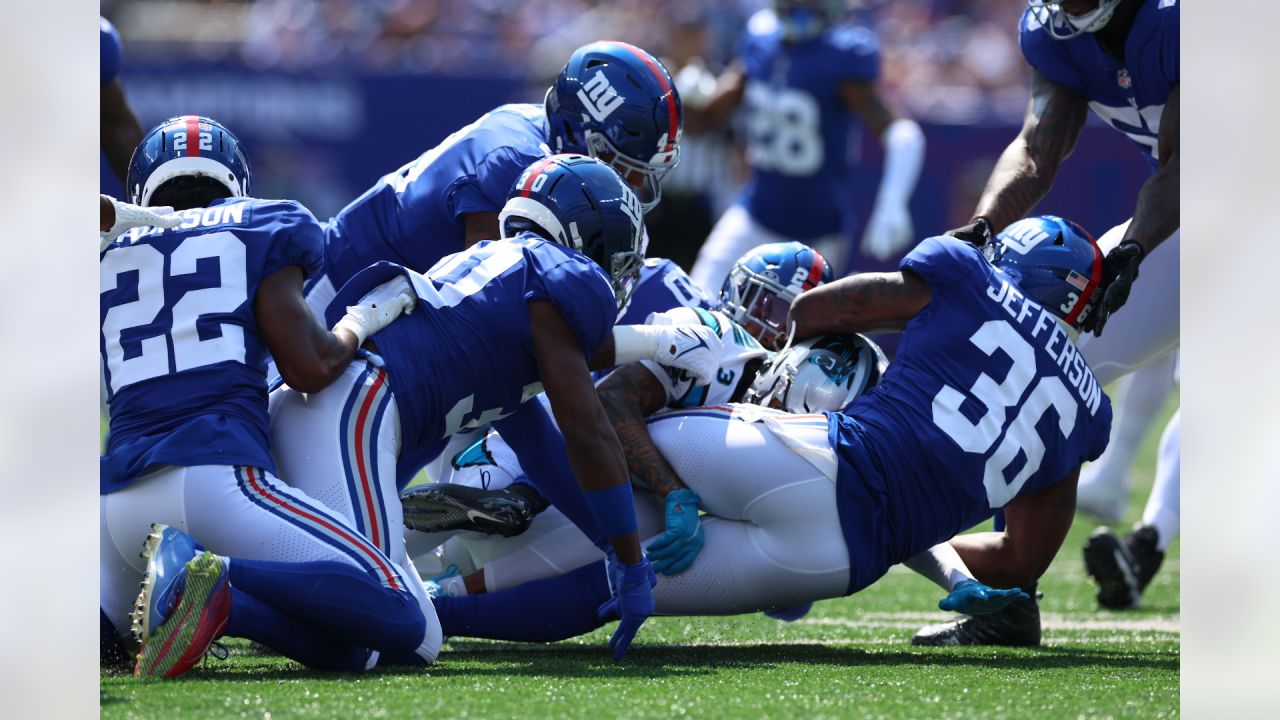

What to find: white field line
left=800, top=612, right=1180, bottom=634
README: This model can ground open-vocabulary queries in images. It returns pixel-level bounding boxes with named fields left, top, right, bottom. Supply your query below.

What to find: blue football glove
left=645, top=489, right=705, bottom=576
left=596, top=554, right=656, bottom=662
left=938, top=580, right=1030, bottom=615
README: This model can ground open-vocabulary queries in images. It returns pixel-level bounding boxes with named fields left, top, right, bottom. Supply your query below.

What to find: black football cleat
left=401, top=483, right=539, bottom=537
left=1083, top=524, right=1165, bottom=609
left=911, top=593, right=1041, bottom=647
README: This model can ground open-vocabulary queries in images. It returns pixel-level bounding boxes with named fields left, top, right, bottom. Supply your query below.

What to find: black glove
left=1080, top=241, right=1145, bottom=336
left=945, top=217, right=993, bottom=247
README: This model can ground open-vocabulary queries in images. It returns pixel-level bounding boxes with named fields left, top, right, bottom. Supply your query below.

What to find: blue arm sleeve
left=493, top=400, right=607, bottom=550
left=100, top=17, right=123, bottom=87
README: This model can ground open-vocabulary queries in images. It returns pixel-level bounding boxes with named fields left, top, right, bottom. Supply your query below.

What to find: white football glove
left=99, top=195, right=183, bottom=252
left=332, top=276, right=417, bottom=346
left=861, top=202, right=914, bottom=261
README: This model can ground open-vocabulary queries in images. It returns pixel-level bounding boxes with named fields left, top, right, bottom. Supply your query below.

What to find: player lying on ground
left=101, top=116, right=440, bottom=678
left=398, top=242, right=832, bottom=591
left=308, top=41, right=682, bottom=317
left=269, top=155, right=720, bottom=661
left=419, top=223, right=1111, bottom=642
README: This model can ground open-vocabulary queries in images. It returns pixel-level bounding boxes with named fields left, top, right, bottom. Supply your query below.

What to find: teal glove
left=939, top=580, right=1030, bottom=615
left=645, top=489, right=704, bottom=575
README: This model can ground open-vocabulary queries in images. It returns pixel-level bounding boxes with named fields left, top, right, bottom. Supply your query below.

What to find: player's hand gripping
left=938, top=580, right=1029, bottom=615
left=646, top=489, right=705, bottom=576
left=99, top=194, right=183, bottom=252
left=333, top=276, right=417, bottom=346
left=1079, top=240, right=1145, bottom=336
left=943, top=217, right=993, bottom=247
left=596, top=551, right=657, bottom=661
left=861, top=201, right=915, bottom=261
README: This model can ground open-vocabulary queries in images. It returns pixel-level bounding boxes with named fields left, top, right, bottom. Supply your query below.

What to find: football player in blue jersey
left=420, top=216, right=1109, bottom=645
left=309, top=41, right=682, bottom=319
left=100, top=16, right=143, bottom=198
left=940, top=0, right=1179, bottom=629
left=270, top=155, right=721, bottom=661
left=685, top=0, right=925, bottom=293
left=101, top=116, right=452, bottom=678
left=398, top=242, right=831, bottom=590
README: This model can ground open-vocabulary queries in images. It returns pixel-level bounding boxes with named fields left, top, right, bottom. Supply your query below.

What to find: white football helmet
left=745, top=333, right=887, bottom=414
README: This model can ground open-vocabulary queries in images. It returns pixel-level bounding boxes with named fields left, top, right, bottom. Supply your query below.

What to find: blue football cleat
left=131, top=524, right=203, bottom=644
left=134, top=551, right=232, bottom=678
left=764, top=602, right=813, bottom=622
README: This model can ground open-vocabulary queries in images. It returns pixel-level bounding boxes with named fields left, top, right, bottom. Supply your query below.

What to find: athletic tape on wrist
left=584, top=483, right=639, bottom=538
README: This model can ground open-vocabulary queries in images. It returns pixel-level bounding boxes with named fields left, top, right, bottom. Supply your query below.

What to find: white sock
left=1141, top=410, right=1180, bottom=551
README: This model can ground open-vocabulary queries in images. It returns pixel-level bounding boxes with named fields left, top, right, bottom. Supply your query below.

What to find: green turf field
left=101, top=396, right=1179, bottom=719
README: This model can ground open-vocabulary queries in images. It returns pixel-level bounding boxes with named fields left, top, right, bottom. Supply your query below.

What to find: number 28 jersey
left=830, top=237, right=1112, bottom=593
left=100, top=199, right=324, bottom=493
left=737, top=9, right=881, bottom=240
left=325, top=234, right=616, bottom=487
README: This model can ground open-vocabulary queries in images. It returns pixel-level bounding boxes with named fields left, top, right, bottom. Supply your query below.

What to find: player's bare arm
left=948, top=466, right=1080, bottom=590
left=597, top=363, right=692, bottom=499
left=462, top=212, right=500, bottom=249
left=255, top=265, right=360, bottom=393
left=970, top=69, right=1089, bottom=234
left=789, top=269, right=931, bottom=339
left=529, top=300, right=643, bottom=565
left=681, top=60, right=746, bottom=134
left=100, top=79, right=144, bottom=187
left=100, top=195, right=115, bottom=232
left=1120, top=84, right=1179, bottom=256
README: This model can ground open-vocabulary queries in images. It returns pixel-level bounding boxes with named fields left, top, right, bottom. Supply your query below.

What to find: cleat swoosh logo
left=466, top=509, right=501, bottom=524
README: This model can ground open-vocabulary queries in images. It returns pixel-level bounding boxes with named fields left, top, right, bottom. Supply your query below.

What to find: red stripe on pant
left=244, top=467, right=401, bottom=590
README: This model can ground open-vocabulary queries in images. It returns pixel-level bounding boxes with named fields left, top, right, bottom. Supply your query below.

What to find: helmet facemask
left=1026, top=1, right=1123, bottom=40
left=722, top=264, right=799, bottom=350
left=585, top=131, right=679, bottom=214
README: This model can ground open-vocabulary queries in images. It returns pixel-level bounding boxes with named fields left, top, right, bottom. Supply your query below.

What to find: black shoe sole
left=1082, top=528, right=1141, bottom=609
left=911, top=602, right=1042, bottom=647
left=401, top=485, right=531, bottom=537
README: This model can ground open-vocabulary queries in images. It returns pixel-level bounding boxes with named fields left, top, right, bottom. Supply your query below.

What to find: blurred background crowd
left=102, top=0, right=1032, bottom=123
left=100, top=0, right=1144, bottom=270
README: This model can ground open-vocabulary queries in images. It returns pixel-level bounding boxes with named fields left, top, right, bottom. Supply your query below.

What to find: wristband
left=611, top=325, right=662, bottom=365
left=583, top=483, right=639, bottom=538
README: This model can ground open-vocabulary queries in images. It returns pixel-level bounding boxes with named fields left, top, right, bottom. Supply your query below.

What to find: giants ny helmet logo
left=578, top=70, right=626, bottom=122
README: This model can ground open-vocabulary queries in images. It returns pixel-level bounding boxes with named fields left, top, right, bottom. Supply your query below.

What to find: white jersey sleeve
left=638, top=307, right=770, bottom=408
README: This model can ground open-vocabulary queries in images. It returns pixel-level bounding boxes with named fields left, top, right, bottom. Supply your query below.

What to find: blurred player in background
left=310, top=41, right=683, bottom=317
left=101, top=116, right=440, bottom=677
left=685, top=0, right=925, bottom=292
left=925, top=0, right=1178, bottom=643
left=100, top=16, right=143, bottom=198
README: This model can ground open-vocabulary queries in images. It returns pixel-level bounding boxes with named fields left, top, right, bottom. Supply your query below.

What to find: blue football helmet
left=720, top=241, right=833, bottom=350
left=126, top=115, right=251, bottom=206
left=1026, top=1, right=1123, bottom=40
left=774, top=0, right=846, bottom=43
left=545, top=41, right=683, bottom=214
left=985, top=215, right=1102, bottom=330
left=746, top=332, right=887, bottom=414
left=499, top=154, right=646, bottom=311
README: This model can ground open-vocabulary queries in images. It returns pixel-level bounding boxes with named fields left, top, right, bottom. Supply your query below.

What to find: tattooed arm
left=788, top=269, right=932, bottom=340
left=969, top=69, right=1089, bottom=234
left=597, top=363, right=689, bottom=498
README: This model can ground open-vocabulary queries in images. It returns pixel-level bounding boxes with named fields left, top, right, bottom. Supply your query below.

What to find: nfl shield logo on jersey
left=1117, top=69, right=1132, bottom=89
